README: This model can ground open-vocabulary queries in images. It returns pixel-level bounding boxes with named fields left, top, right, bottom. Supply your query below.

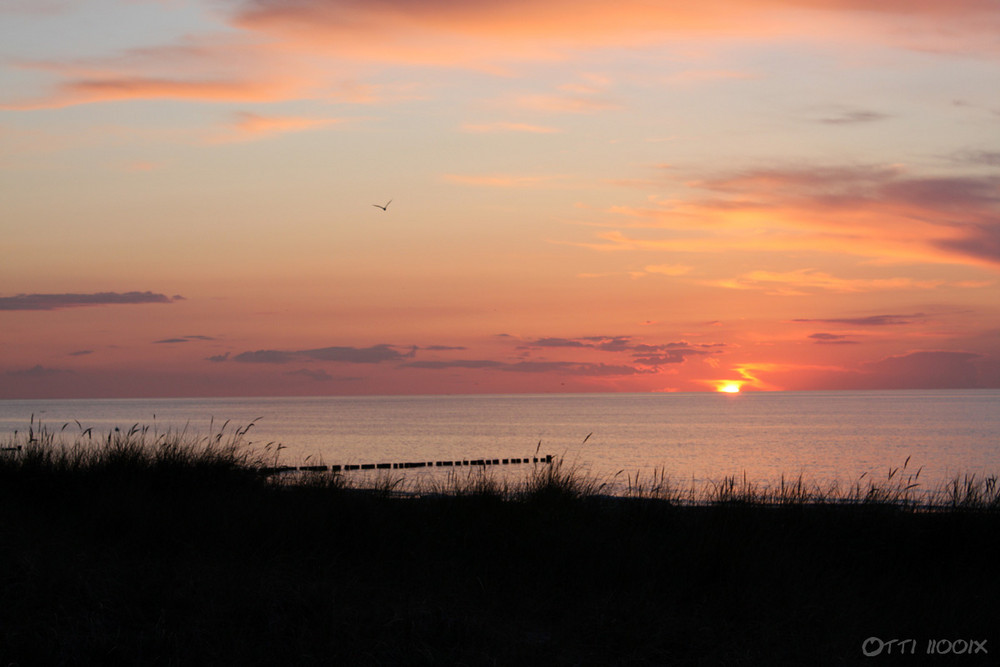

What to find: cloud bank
left=231, top=344, right=410, bottom=364
left=0, top=291, right=179, bottom=311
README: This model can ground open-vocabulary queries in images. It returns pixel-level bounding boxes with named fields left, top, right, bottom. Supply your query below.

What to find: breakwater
left=263, top=454, right=553, bottom=475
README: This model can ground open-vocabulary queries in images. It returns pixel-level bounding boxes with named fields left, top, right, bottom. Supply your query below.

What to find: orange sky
left=1, top=0, right=999, bottom=398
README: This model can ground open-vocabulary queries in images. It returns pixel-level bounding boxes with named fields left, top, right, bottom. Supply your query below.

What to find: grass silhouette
left=1, top=421, right=998, bottom=665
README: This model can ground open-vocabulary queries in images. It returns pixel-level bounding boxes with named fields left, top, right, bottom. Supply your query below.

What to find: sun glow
left=718, top=382, right=742, bottom=393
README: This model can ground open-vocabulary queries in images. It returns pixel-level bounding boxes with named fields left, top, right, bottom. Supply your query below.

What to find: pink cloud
left=594, top=164, right=1000, bottom=269
left=232, top=0, right=1000, bottom=65
left=2, top=75, right=298, bottom=110
left=704, top=269, right=958, bottom=295
left=8, top=0, right=996, bottom=112
left=69, top=76, right=279, bottom=102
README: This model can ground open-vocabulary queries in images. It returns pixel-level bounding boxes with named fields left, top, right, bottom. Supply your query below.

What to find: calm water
left=2, top=391, right=999, bottom=491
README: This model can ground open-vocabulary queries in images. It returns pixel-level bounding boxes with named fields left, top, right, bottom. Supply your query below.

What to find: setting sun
left=718, top=383, right=742, bottom=394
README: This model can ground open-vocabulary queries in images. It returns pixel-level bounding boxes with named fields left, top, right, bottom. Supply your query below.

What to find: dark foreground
left=1, top=434, right=998, bottom=665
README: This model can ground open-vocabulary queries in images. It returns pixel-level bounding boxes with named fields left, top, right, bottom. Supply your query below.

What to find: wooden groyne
left=263, top=454, right=553, bottom=475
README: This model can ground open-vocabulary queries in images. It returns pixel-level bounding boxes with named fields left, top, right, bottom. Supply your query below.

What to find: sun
left=718, top=382, right=742, bottom=394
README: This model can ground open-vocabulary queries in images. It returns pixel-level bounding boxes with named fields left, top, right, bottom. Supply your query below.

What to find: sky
left=1, top=0, right=999, bottom=398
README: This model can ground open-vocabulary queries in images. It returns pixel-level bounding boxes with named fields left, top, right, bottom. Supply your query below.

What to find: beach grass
left=2, top=422, right=998, bottom=665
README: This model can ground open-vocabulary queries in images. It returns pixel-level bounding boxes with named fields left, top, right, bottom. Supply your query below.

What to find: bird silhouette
left=372, top=199, right=392, bottom=211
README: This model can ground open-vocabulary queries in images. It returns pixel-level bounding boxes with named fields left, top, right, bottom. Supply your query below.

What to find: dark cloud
left=68, top=350, right=93, bottom=356
left=233, top=350, right=298, bottom=364
left=402, top=359, right=651, bottom=376
left=860, top=350, right=984, bottom=389
left=404, top=360, right=505, bottom=370
left=880, top=176, right=1000, bottom=211
left=633, top=353, right=695, bottom=365
left=633, top=341, right=690, bottom=352
left=231, top=344, right=407, bottom=365
left=206, top=353, right=231, bottom=363
left=630, top=342, right=714, bottom=363
left=934, top=222, right=1000, bottom=265
left=699, top=165, right=898, bottom=196
left=508, top=335, right=718, bottom=371
left=155, top=335, right=215, bottom=344
left=519, top=336, right=716, bottom=356
left=522, top=337, right=591, bottom=349
left=954, top=150, right=1000, bottom=168
left=809, top=333, right=859, bottom=345
left=287, top=368, right=334, bottom=382
left=762, top=350, right=1000, bottom=390
left=0, top=291, right=178, bottom=311
left=421, top=345, right=467, bottom=351
left=5, top=365, right=73, bottom=378
left=590, top=336, right=633, bottom=351
left=301, top=344, right=407, bottom=363
left=522, top=336, right=636, bottom=351
left=793, top=314, right=924, bottom=326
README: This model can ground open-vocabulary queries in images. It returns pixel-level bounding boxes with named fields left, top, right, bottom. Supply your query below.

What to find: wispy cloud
left=792, top=313, right=925, bottom=326
left=513, top=93, right=622, bottom=114
left=661, top=69, right=758, bottom=84
left=213, top=111, right=348, bottom=142
left=153, top=335, right=214, bottom=344
left=442, top=173, right=569, bottom=188
left=2, top=74, right=297, bottom=111
left=706, top=269, right=953, bottom=295
left=817, top=109, right=891, bottom=125
left=955, top=150, right=1000, bottom=168
left=460, top=122, right=560, bottom=133
left=0, top=291, right=179, bottom=311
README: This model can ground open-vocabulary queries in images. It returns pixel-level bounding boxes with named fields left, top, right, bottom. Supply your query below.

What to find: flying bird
left=372, top=199, right=392, bottom=211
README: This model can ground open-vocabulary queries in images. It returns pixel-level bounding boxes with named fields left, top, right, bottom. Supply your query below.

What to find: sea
left=2, top=390, right=999, bottom=494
